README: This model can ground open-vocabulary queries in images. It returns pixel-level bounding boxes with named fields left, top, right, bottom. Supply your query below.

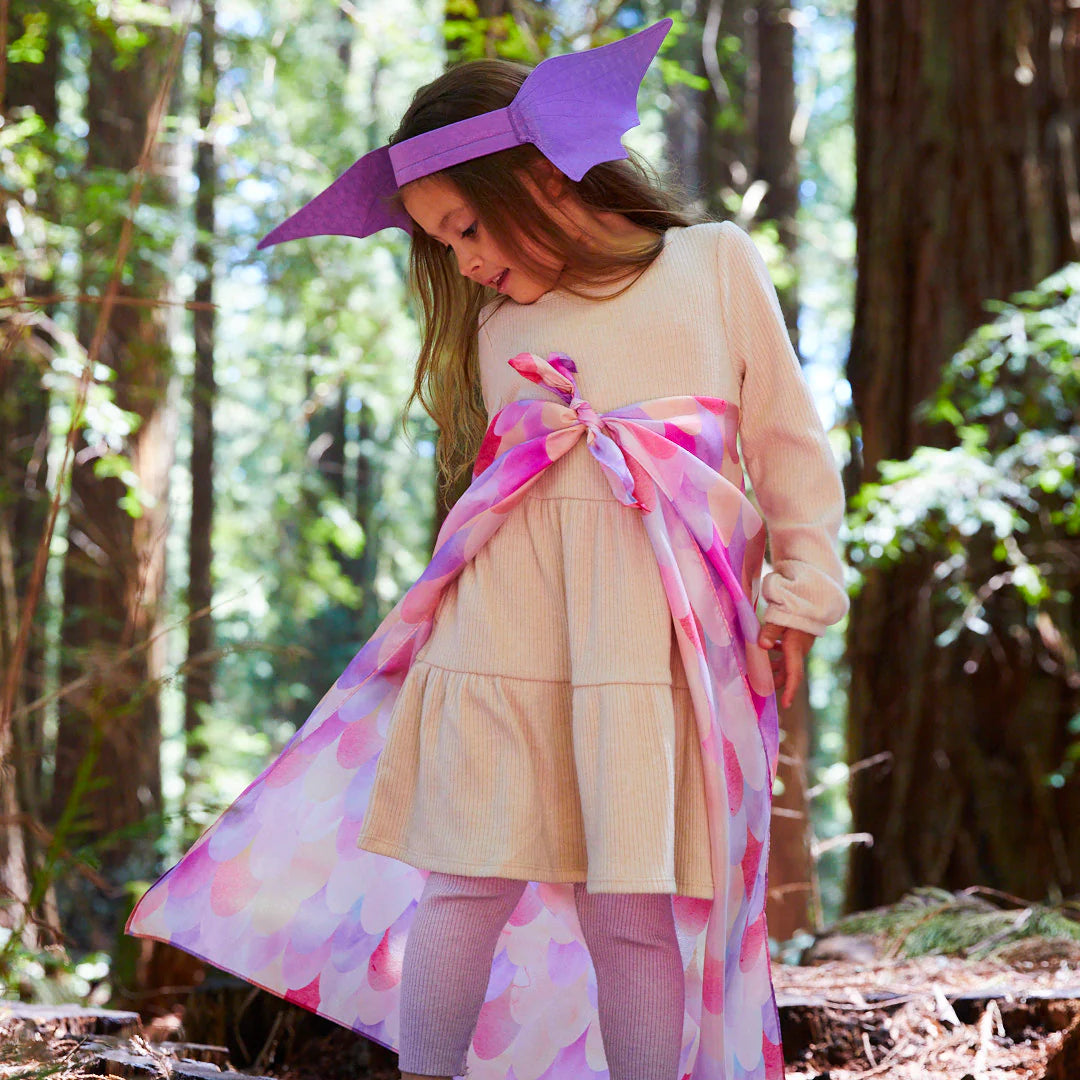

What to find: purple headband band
left=258, top=18, right=672, bottom=250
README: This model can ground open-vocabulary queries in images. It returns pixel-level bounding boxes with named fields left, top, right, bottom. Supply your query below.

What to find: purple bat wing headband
left=257, top=18, right=672, bottom=250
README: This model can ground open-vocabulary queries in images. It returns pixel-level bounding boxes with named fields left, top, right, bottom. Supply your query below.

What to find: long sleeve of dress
left=715, top=221, right=849, bottom=636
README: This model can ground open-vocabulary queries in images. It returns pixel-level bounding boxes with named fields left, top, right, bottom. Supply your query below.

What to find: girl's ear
left=528, top=158, right=570, bottom=201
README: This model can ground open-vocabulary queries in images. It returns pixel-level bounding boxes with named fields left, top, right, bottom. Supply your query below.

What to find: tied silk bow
left=127, top=352, right=784, bottom=1080
left=475, top=353, right=655, bottom=513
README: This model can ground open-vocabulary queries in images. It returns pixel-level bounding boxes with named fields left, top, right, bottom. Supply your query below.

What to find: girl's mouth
left=495, top=269, right=510, bottom=293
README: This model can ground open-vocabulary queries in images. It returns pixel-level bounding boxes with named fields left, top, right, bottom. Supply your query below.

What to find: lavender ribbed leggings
left=397, top=873, right=684, bottom=1079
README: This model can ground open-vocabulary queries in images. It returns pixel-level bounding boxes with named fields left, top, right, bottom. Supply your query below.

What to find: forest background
left=1, top=0, right=1079, bottom=1016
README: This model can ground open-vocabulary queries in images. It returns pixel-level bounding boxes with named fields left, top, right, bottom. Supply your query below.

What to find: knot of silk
left=569, top=394, right=603, bottom=437
left=566, top=394, right=645, bottom=510
left=505, top=351, right=646, bottom=510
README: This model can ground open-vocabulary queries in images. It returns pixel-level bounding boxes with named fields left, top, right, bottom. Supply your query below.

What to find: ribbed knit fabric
left=398, top=873, right=684, bottom=1080
left=398, top=873, right=527, bottom=1077
left=573, top=883, right=685, bottom=1080
left=358, top=220, right=847, bottom=896
left=476, top=221, right=849, bottom=636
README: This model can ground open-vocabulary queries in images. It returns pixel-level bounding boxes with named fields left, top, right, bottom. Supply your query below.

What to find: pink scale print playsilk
left=128, top=352, right=785, bottom=1080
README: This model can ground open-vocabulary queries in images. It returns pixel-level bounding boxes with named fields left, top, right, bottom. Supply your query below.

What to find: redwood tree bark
left=755, top=0, right=799, bottom=331
left=846, top=0, right=1080, bottom=911
left=183, top=0, right=218, bottom=827
left=754, top=0, right=814, bottom=941
left=53, top=4, right=177, bottom=946
left=0, top=0, right=62, bottom=947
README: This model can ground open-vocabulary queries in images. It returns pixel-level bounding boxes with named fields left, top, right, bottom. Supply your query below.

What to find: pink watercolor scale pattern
left=128, top=352, right=784, bottom=1080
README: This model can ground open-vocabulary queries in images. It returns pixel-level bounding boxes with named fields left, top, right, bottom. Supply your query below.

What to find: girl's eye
left=444, top=222, right=478, bottom=255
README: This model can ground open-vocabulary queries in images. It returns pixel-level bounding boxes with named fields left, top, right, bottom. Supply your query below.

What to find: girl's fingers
left=758, top=623, right=816, bottom=706
left=780, top=637, right=805, bottom=708
left=759, top=622, right=786, bottom=692
left=782, top=662, right=801, bottom=708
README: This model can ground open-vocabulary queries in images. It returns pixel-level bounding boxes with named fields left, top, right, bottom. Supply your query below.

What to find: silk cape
left=127, top=351, right=786, bottom=1080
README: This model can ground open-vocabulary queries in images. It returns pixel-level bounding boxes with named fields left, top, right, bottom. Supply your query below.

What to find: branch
left=701, top=0, right=732, bottom=110
left=0, top=294, right=217, bottom=311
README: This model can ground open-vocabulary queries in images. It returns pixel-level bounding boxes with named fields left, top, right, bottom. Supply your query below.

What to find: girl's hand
left=757, top=622, right=816, bottom=709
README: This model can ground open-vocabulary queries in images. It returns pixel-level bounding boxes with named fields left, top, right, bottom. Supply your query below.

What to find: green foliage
left=0, top=715, right=155, bottom=1005
left=8, top=8, right=51, bottom=64
left=2, top=0, right=175, bottom=543
left=657, top=56, right=709, bottom=92
left=0, top=927, right=111, bottom=1006
left=848, top=265, right=1079, bottom=631
left=824, top=887, right=1080, bottom=960
left=444, top=0, right=539, bottom=63
left=847, top=266, right=1080, bottom=780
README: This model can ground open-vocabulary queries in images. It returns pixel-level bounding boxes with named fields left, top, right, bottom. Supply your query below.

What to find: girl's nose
left=461, top=251, right=483, bottom=280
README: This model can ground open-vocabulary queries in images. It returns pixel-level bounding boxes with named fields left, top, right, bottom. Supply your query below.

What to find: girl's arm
left=713, top=221, right=849, bottom=698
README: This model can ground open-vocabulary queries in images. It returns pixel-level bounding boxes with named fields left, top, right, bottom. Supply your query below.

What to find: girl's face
left=399, top=175, right=560, bottom=305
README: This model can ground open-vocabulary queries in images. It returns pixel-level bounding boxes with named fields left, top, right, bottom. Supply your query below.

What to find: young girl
left=129, top=20, right=847, bottom=1080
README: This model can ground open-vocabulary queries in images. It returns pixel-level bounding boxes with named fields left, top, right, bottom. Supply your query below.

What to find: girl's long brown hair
left=389, top=58, right=697, bottom=486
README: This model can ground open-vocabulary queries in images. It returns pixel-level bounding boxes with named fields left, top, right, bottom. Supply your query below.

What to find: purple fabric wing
left=510, top=19, right=671, bottom=181
left=257, top=145, right=412, bottom=250
left=257, top=20, right=672, bottom=247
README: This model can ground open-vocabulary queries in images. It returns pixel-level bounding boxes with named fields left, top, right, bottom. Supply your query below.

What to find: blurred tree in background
left=848, top=265, right=1080, bottom=903
left=846, top=0, right=1080, bottom=911
left=183, top=0, right=219, bottom=840
left=53, top=0, right=179, bottom=950
left=0, top=0, right=63, bottom=954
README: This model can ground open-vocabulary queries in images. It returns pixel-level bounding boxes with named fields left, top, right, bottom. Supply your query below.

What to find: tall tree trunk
left=755, top=0, right=799, bottom=330
left=305, top=7, right=350, bottom=502
left=768, top=684, right=816, bottom=937
left=846, top=0, right=1080, bottom=912
left=650, top=1, right=815, bottom=937
left=698, top=0, right=753, bottom=219
left=53, top=3, right=176, bottom=949
left=751, top=0, right=814, bottom=941
left=0, top=345, right=51, bottom=947
left=660, top=0, right=709, bottom=201
left=183, top=0, right=217, bottom=828
left=354, top=402, right=382, bottom=639
left=0, top=0, right=63, bottom=948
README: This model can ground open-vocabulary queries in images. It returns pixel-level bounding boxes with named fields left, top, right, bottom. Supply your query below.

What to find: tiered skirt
left=358, top=444, right=713, bottom=899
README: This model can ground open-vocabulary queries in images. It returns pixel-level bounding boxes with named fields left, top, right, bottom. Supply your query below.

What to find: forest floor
left=773, top=953, right=1080, bottom=1079
left=3, top=954, right=1079, bottom=1079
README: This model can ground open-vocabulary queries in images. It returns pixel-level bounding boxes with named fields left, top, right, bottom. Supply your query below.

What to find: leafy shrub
left=846, top=264, right=1080, bottom=768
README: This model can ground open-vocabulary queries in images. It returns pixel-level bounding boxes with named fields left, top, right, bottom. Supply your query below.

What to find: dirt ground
left=3, top=953, right=1078, bottom=1079
left=773, top=953, right=1080, bottom=1079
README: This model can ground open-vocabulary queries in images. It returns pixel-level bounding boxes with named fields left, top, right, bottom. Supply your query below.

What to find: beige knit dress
left=357, top=221, right=849, bottom=899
